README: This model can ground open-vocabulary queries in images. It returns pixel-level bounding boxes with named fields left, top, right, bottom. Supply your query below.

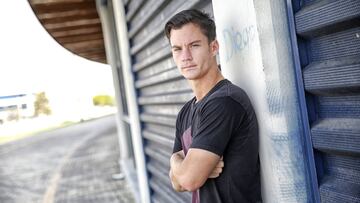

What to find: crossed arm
left=169, top=149, right=224, bottom=192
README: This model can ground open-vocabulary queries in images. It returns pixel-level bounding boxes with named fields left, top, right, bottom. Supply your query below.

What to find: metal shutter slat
left=311, top=118, right=360, bottom=155
left=320, top=176, right=360, bottom=203
left=135, top=68, right=182, bottom=88
left=138, top=92, right=193, bottom=105
left=143, top=130, right=173, bottom=149
left=295, top=0, right=360, bottom=37
left=133, top=47, right=171, bottom=71
left=140, top=113, right=176, bottom=127
left=303, top=56, right=360, bottom=95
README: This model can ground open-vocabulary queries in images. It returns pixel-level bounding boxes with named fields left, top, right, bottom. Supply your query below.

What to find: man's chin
left=184, top=76, right=198, bottom=81
left=182, top=72, right=198, bottom=80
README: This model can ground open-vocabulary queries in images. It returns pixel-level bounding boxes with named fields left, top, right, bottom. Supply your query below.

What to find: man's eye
left=192, top=44, right=200, bottom=47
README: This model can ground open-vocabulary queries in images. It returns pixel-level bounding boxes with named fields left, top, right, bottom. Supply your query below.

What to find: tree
left=34, top=92, right=51, bottom=116
left=92, top=95, right=115, bottom=106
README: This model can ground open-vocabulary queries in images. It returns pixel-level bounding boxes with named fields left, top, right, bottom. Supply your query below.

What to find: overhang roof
left=28, top=0, right=107, bottom=64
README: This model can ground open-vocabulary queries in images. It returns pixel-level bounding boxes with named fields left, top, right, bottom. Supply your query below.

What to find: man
left=164, top=9, right=262, bottom=203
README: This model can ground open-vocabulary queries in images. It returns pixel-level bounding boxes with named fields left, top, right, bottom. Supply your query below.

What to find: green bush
left=93, top=95, right=115, bottom=106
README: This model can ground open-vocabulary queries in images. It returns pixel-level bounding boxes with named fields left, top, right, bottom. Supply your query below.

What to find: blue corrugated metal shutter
left=292, top=0, right=360, bottom=202
left=122, top=0, right=213, bottom=202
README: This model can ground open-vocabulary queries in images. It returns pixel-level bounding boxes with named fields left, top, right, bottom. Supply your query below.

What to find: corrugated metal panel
left=293, top=0, right=360, bottom=202
left=123, top=0, right=213, bottom=202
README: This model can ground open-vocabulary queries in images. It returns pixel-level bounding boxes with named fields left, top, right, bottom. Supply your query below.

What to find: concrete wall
left=213, top=0, right=318, bottom=202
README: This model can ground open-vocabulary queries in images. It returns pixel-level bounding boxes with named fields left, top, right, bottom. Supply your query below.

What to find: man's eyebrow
left=190, top=40, right=202, bottom=44
left=171, top=40, right=202, bottom=49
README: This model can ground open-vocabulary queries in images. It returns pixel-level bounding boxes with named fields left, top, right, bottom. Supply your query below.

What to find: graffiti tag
left=222, top=25, right=256, bottom=62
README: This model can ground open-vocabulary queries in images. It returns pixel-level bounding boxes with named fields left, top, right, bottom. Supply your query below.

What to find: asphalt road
left=0, top=115, right=135, bottom=203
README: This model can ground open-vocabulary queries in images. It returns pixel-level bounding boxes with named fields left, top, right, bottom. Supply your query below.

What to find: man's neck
left=190, top=68, right=224, bottom=102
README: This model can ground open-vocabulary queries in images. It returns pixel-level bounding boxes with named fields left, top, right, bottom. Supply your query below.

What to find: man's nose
left=181, top=47, right=192, bottom=61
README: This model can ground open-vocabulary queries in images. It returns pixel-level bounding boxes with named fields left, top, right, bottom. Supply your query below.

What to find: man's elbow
left=179, top=177, right=204, bottom=192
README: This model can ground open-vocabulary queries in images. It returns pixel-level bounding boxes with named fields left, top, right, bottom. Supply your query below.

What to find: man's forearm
left=170, top=151, right=202, bottom=191
left=169, top=149, right=223, bottom=192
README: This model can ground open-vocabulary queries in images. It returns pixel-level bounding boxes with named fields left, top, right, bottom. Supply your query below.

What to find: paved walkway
left=0, top=116, right=135, bottom=203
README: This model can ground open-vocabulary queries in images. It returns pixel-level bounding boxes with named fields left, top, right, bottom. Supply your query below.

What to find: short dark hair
left=164, top=9, right=216, bottom=43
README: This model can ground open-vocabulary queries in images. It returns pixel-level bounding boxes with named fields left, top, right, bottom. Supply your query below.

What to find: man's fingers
left=209, top=158, right=224, bottom=179
left=209, top=172, right=220, bottom=178
left=213, top=167, right=223, bottom=173
left=209, top=167, right=223, bottom=178
left=216, top=160, right=224, bottom=168
left=209, top=174, right=219, bottom=178
left=209, top=169, right=222, bottom=178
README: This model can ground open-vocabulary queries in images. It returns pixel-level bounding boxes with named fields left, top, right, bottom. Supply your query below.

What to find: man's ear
left=210, top=39, right=219, bottom=56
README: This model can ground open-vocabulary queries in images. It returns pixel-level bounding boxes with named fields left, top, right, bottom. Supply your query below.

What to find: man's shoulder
left=208, top=80, right=250, bottom=105
left=178, top=97, right=195, bottom=116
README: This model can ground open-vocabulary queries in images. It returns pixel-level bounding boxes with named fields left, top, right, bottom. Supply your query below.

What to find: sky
left=0, top=1, right=115, bottom=115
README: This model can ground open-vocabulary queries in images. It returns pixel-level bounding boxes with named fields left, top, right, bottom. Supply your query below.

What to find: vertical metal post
left=111, top=1, right=151, bottom=203
left=95, top=0, right=130, bottom=160
left=286, top=0, right=321, bottom=202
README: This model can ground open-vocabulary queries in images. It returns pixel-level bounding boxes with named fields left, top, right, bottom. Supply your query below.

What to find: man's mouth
left=182, top=65, right=196, bottom=69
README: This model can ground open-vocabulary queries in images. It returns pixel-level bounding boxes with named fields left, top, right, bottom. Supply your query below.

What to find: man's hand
left=209, top=157, right=224, bottom=178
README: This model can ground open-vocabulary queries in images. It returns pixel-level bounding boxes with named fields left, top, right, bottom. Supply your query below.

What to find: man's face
left=169, top=23, right=218, bottom=81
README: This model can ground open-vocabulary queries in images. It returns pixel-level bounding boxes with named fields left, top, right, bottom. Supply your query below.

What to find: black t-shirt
left=173, top=79, right=262, bottom=203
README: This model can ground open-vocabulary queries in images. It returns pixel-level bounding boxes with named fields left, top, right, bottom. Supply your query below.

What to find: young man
left=164, top=9, right=262, bottom=203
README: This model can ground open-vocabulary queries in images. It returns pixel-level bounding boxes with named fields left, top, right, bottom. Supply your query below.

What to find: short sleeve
left=190, top=97, right=245, bottom=156
left=172, top=113, right=183, bottom=153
